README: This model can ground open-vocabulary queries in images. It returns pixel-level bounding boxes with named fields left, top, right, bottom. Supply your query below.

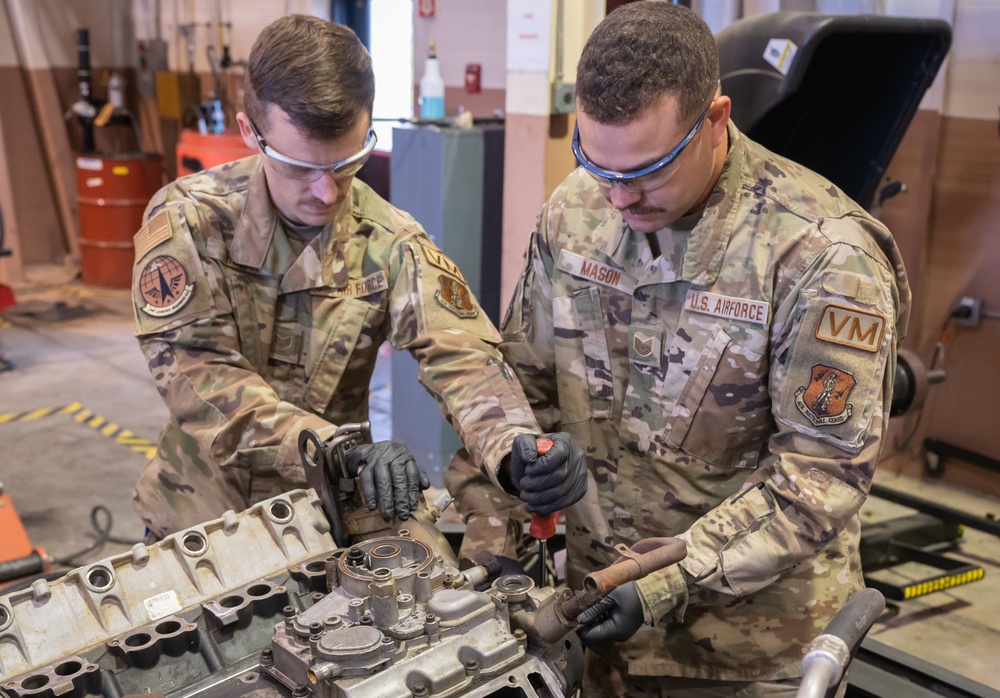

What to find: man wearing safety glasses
left=479, top=3, right=910, bottom=696
left=130, top=14, right=586, bottom=541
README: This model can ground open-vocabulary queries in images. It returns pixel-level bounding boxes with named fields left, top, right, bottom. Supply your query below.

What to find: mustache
left=624, top=205, right=663, bottom=216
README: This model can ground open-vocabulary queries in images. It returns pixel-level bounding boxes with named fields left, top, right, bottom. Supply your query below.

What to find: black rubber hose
left=821, top=587, right=885, bottom=657
left=50, top=505, right=141, bottom=567
left=799, top=588, right=886, bottom=698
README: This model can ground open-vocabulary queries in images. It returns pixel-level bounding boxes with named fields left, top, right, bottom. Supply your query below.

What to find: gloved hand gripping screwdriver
left=529, top=437, right=557, bottom=587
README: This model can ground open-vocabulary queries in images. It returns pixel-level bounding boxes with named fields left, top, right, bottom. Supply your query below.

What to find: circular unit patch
left=138, top=255, right=195, bottom=317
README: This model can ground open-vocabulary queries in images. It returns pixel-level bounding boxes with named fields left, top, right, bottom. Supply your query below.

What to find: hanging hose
left=797, top=588, right=886, bottom=698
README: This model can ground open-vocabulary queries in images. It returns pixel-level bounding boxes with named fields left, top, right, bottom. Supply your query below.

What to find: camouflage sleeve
left=443, top=208, right=563, bottom=561
left=133, top=195, right=335, bottom=485
left=387, top=233, right=539, bottom=477
left=637, top=220, right=903, bottom=624
left=499, top=210, right=561, bottom=433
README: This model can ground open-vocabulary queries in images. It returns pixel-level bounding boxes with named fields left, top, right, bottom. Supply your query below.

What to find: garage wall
left=876, top=1, right=1000, bottom=495
left=0, top=3, right=63, bottom=275
left=0, top=0, right=332, bottom=284
left=412, top=0, right=507, bottom=118
left=0, top=1, right=134, bottom=278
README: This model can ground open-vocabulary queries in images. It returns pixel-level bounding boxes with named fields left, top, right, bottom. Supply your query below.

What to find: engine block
left=0, top=490, right=581, bottom=698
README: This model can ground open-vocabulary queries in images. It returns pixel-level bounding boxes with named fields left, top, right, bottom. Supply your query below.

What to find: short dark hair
left=243, top=14, right=375, bottom=140
left=576, top=1, right=719, bottom=126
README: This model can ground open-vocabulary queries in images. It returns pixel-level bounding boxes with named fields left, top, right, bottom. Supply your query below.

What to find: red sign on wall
left=418, top=0, right=435, bottom=18
left=465, top=64, right=481, bottom=93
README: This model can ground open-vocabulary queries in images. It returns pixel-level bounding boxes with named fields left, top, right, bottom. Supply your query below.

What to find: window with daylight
left=369, top=0, right=414, bottom=150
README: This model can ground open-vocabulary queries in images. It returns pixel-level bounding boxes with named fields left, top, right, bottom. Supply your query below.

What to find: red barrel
left=76, top=153, right=163, bottom=288
left=176, top=129, right=255, bottom=177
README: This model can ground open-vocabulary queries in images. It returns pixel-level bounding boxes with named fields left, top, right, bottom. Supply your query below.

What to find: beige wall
left=136, top=0, right=328, bottom=74
left=500, top=0, right=603, bottom=307
left=18, top=0, right=135, bottom=68
left=413, top=0, right=507, bottom=95
left=414, top=0, right=509, bottom=119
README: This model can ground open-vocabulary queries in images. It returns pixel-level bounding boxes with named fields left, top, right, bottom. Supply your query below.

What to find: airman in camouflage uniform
left=460, top=4, right=910, bottom=695
left=132, top=158, right=543, bottom=537
left=130, top=15, right=571, bottom=539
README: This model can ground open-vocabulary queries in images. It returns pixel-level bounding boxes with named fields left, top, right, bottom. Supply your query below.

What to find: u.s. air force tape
left=684, top=290, right=769, bottom=327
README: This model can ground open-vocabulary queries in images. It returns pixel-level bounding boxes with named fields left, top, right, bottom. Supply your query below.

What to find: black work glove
left=496, top=555, right=528, bottom=577
left=509, top=432, right=587, bottom=516
left=577, top=582, right=645, bottom=644
left=343, top=441, right=430, bottom=521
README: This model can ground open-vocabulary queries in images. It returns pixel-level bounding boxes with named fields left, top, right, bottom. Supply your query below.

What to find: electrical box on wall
left=551, top=82, right=576, bottom=114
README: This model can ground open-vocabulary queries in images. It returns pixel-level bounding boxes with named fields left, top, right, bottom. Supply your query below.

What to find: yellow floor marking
left=0, top=402, right=156, bottom=459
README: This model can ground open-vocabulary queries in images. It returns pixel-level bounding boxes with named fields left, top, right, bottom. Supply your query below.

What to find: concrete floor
left=2, top=279, right=1000, bottom=692
left=1, top=280, right=161, bottom=560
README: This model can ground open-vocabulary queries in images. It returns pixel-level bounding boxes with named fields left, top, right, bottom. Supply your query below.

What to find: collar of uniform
left=596, top=201, right=644, bottom=275
left=638, top=231, right=689, bottom=287
left=601, top=197, right=688, bottom=289
left=278, top=184, right=356, bottom=294
left=675, top=121, right=745, bottom=286
left=604, top=224, right=663, bottom=288
left=229, top=157, right=279, bottom=270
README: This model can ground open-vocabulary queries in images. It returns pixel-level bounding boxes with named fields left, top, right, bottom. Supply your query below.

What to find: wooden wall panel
left=878, top=109, right=942, bottom=345
left=0, top=65, right=64, bottom=267
left=888, top=115, right=1000, bottom=496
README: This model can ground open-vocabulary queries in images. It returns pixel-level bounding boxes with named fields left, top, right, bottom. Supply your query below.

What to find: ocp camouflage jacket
left=131, top=156, right=537, bottom=537
left=498, top=123, right=910, bottom=680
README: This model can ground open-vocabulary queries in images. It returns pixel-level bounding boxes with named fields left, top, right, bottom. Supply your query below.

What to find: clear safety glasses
left=572, top=102, right=710, bottom=193
left=248, top=118, right=377, bottom=182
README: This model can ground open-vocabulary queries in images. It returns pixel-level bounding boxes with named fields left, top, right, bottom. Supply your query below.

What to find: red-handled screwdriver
left=530, top=437, right=558, bottom=587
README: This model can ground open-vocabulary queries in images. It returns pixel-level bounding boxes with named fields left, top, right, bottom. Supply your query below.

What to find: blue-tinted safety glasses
left=572, top=103, right=710, bottom=192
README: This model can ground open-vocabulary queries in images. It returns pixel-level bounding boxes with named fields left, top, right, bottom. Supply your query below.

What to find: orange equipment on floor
left=0, top=483, right=48, bottom=586
left=175, top=129, right=255, bottom=178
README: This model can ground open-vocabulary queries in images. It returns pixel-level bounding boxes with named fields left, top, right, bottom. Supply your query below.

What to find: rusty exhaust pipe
left=526, top=537, right=686, bottom=643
